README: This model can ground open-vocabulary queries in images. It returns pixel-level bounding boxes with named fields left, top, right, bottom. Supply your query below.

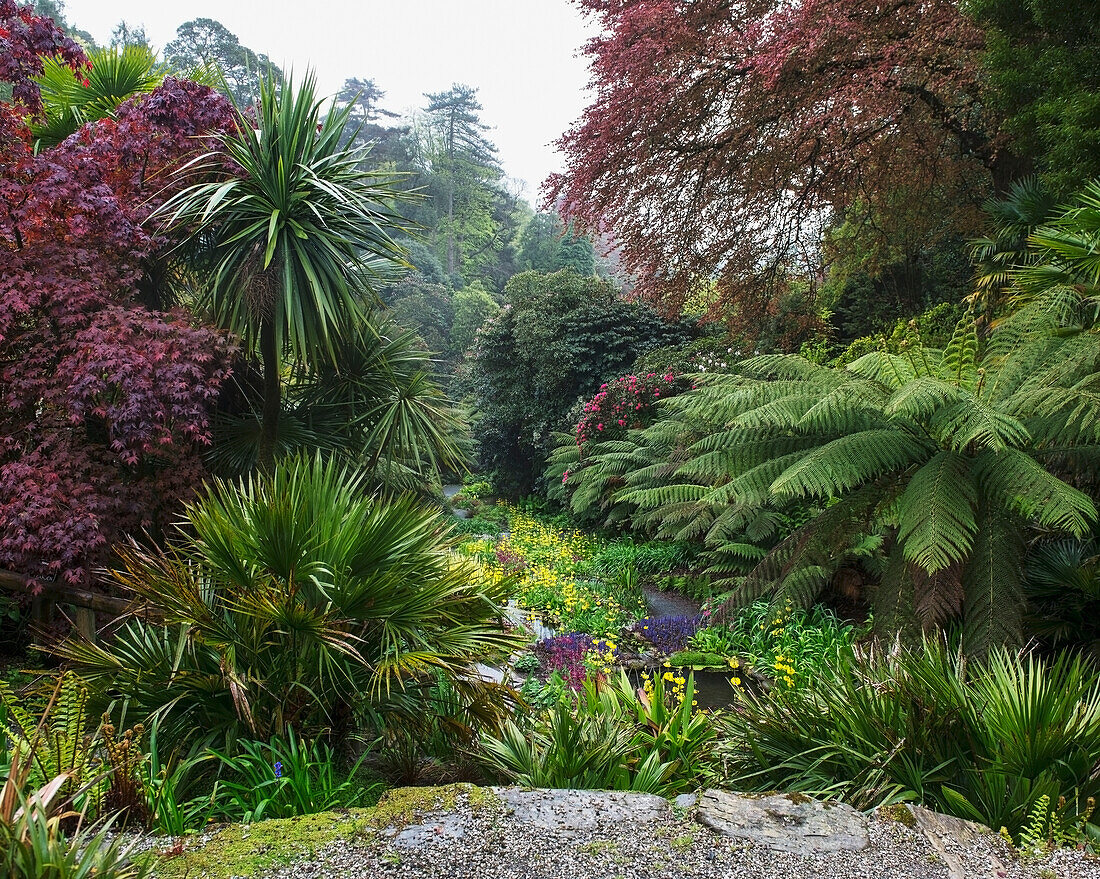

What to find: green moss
left=783, top=792, right=813, bottom=806
left=366, top=783, right=500, bottom=830
left=152, top=784, right=503, bottom=879
left=878, top=803, right=918, bottom=828
left=666, top=650, right=728, bottom=669
left=579, top=839, right=618, bottom=855
left=152, top=811, right=370, bottom=879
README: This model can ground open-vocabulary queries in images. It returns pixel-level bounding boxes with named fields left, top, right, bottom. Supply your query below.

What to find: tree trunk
left=258, top=315, right=281, bottom=470
left=446, top=181, right=456, bottom=275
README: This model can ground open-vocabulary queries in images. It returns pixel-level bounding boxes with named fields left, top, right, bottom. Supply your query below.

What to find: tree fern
left=549, top=297, right=1100, bottom=652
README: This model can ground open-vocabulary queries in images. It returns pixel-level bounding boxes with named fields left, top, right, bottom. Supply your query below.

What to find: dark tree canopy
left=517, top=212, right=596, bottom=276
left=470, top=270, right=693, bottom=495
left=966, top=0, right=1100, bottom=195
left=548, top=0, right=1008, bottom=315
left=164, top=17, right=282, bottom=107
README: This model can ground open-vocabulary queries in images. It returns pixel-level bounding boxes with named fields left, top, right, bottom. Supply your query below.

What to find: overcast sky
left=61, top=0, right=597, bottom=200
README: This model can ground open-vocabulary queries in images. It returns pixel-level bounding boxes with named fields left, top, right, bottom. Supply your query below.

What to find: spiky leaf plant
left=158, top=71, right=413, bottom=468
left=55, top=455, right=519, bottom=749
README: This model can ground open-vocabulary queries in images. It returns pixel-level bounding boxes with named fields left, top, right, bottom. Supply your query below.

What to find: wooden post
left=0, top=568, right=143, bottom=646
left=71, top=605, right=97, bottom=643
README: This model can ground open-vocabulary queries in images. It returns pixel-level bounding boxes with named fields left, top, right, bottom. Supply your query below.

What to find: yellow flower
left=732, top=677, right=741, bottom=686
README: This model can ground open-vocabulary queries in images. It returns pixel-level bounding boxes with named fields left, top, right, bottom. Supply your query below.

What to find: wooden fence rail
left=0, top=568, right=136, bottom=642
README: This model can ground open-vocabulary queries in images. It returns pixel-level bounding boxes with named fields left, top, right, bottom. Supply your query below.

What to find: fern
left=548, top=304, right=1100, bottom=653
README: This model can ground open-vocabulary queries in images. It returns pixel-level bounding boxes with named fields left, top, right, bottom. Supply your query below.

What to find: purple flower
left=274, top=761, right=283, bottom=779
left=631, top=615, right=702, bottom=655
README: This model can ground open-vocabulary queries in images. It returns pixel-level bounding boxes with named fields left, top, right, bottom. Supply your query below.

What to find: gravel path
left=151, top=786, right=1100, bottom=879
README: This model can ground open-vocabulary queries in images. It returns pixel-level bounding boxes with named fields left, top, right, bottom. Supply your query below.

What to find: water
left=641, top=584, right=701, bottom=618
left=623, top=667, right=741, bottom=711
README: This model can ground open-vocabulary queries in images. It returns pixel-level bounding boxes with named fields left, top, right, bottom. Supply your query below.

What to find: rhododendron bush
left=574, top=372, right=687, bottom=453
left=0, top=1, right=237, bottom=588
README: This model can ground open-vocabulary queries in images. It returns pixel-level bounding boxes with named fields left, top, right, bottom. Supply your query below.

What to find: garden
left=5, top=1, right=1100, bottom=877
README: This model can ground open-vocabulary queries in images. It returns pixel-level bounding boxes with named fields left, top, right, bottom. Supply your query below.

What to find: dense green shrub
left=207, top=733, right=379, bottom=823
left=469, top=269, right=694, bottom=495
left=478, top=671, right=715, bottom=794
left=57, top=455, right=518, bottom=749
left=719, top=641, right=1100, bottom=835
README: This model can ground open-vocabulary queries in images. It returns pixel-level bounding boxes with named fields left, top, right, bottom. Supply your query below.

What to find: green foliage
left=969, top=177, right=1059, bottom=318
left=828, top=301, right=968, bottom=368
left=472, top=269, right=693, bottom=495
left=0, top=685, right=153, bottom=878
left=966, top=0, right=1100, bottom=195
left=1015, top=794, right=1096, bottom=858
left=163, top=17, right=282, bottom=107
left=1023, top=538, right=1100, bottom=658
left=691, top=600, right=859, bottom=687
left=141, top=722, right=221, bottom=835
left=719, top=641, right=1100, bottom=835
left=478, top=671, right=714, bottom=794
left=160, top=70, right=411, bottom=467
left=450, top=283, right=500, bottom=357
left=55, top=455, right=518, bottom=749
left=207, top=733, right=375, bottom=823
left=516, top=212, right=595, bottom=276
left=585, top=539, right=697, bottom=578
left=557, top=311, right=1100, bottom=652
left=0, top=807, right=153, bottom=879
left=821, top=234, right=972, bottom=347
left=0, top=673, right=97, bottom=814
left=31, top=44, right=165, bottom=150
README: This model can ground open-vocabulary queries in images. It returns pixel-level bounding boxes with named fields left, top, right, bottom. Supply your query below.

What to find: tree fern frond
left=847, top=351, right=922, bottom=388
left=738, top=354, right=838, bottom=382
left=885, top=376, right=962, bottom=422
left=962, top=505, right=1023, bottom=655
left=930, top=397, right=1030, bottom=452
left=975, top=449, right=1096, bottom=536
left=939, top=318, right=980, bottom=388
left=897, top=451, right=977, bottom=573
left=869, top=542, right=920, bottom=643
left=770, top=430, right=928, bottom=500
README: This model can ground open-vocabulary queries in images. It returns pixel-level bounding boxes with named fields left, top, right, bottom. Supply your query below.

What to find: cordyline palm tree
left=55, top=455, right=519, bottom=749
left=160, top=71, right=411, bottom=469
left=606, top=318, right=1100, bottom=654
left=207, top=313, right=468, bottom=489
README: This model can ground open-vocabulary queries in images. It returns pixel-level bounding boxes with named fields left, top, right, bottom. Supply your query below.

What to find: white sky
left=60, top=0, right=597, bottom=200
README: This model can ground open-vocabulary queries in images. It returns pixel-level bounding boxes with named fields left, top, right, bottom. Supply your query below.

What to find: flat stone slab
left=495, top=787, right=672, bottom=836
left=393, top=787, right=672, bottom=848
left=697, top=789, right=870, bottom=854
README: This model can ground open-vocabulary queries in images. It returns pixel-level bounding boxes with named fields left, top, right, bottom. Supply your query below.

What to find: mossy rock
left=151, top=784, right=500, bottom=879
left=666, top=650, right=730, bottom=669
left=152, top=811, right=371, bottom=879
left=877, top=803, right=918, bottom=828
left=365, top=783, right=500, bottom=830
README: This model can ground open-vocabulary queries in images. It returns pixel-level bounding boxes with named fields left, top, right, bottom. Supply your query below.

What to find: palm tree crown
left=159, top=71, right=412, bottom=467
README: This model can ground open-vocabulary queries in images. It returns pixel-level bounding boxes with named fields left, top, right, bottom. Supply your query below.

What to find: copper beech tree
left=0, top=1, right=236, bottom=588
left=548, top=0, right=1016, bottom=340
